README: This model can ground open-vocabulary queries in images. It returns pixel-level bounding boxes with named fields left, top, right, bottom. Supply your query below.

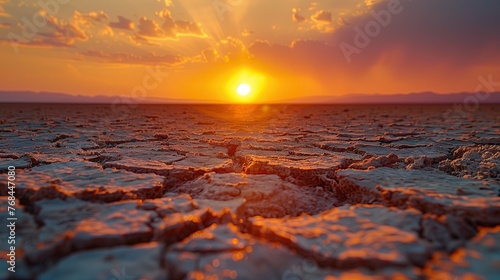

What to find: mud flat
left=1, top=104, right=499, bottom=279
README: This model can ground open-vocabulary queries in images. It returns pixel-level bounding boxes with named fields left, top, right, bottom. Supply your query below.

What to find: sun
left=236, top=83, right=251, bottom=96
left=226, top=68, right=267, bottom=102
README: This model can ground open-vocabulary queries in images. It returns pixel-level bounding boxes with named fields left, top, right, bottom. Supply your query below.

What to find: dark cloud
left=109, top=16, right=135, bottom=31
left=292, top=8, right=306, bottom=23
left=331, top=0, right=500, bottom=68
left=137, top=16, right=165, bottom=37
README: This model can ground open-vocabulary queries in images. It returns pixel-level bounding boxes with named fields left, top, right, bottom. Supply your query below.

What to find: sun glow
left=225, top=68, right=268, bottom=103
left=236, top=83, right=251, bottom=96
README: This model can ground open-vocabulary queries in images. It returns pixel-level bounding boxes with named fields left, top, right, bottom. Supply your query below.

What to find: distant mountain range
left=277, top=91, right=500, bottom=104
left=1, top=90, right=499, bottom=104
left=0, top=91, right=216, bottom=104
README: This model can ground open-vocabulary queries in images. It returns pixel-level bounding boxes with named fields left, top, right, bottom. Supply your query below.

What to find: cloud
left=172, top=19, right=204, bottom=36
left=98, top=25, right=114, bottom=37
left=129, top=33, right=160, bottom=46
left=190, top=37, right=250, bottom=64
left=240, top=0, right=500, bottom=95
left=216, top=36, right=250, bottom=62
left=109, top=16, right=135, bottom=31
left=331, top=0, right=500, bottom=69
left=0, top=0, right=9, bottom=18
left=364, top=0, right=384, bottom=7
left=0, top=21, right=11, bottom=28
left=251, top=0, right=500, bottom=75
left=201, top=48, right=220, bottom=63
left=5, top=12, right=88, bottom=48
left=158, top=9, right=204, bottom=37
left=292, top=8, right=333, bottom=33
left=311, top=10, right=333, bottom=32
left=2, top=37, right=73, bottom=49
left=292, top=8, right=305, bottom=23
left=157, top=0, right=173, bottom=7
left=137, top=16, right=165, bottom=37
left=311, top=10, right=332, bottom=23
left=42, top=14, right=88, bottom=44
left=134, top=9, right=205, bottom=42
left=78, top=50, right=186, bottom=65
left=74, top=11, right=108, bottom=27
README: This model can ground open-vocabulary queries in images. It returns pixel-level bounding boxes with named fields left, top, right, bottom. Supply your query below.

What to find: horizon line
left=1, top=90, right=500, bottom=104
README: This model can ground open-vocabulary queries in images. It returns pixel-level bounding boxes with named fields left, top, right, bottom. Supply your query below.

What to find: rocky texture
left=348, top=153, right=399, bottom=169
left=194, top=197, right=245, bottom=213
left=336, top=168, right=500, bottom=226
left=172, top=172, right=335, bottom=217
left=9, top=161, right=164, bottom=202
left=249, top=205, right=432, bottom=269
left=439, top=144, right=500, bottom=181
left=0, top=155, right=38, bottom=170
left=39, top=243, right=164, bottom=280
left=243, top=154, right=354, bottom=186
left=425, top=226, right=500, bottom=279
left=1, top=104, right=500, bottom=279
left=26, top=198, right=157, bottom=266
left=138, top=193, right=197, bottom=217
left=337, top=167, right=499, bottom=198
left=165, top=223, right=306, bottom=279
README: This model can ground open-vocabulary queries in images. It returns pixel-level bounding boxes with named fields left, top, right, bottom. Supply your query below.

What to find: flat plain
left=1, top=104, right=499, bottom=279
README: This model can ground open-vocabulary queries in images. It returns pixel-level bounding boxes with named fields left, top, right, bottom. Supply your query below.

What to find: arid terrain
left=1, top=104, right=499, bottom=280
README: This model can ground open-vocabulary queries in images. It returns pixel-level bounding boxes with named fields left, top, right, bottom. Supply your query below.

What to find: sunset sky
left=0, top=0, right=499, bottom=103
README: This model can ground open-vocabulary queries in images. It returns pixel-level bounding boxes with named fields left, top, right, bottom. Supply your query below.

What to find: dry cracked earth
left=0, top=104, right=499, bottom=280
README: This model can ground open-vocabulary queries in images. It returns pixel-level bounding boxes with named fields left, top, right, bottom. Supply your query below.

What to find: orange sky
left=0, top=0, right=499, bottom=103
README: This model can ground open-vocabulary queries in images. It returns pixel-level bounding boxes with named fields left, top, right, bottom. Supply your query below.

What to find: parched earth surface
left=0, top=104, right=499, bottom=280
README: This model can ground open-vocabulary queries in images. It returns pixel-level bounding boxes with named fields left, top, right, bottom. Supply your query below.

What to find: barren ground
left=1, top=104, right=499, bottom=280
